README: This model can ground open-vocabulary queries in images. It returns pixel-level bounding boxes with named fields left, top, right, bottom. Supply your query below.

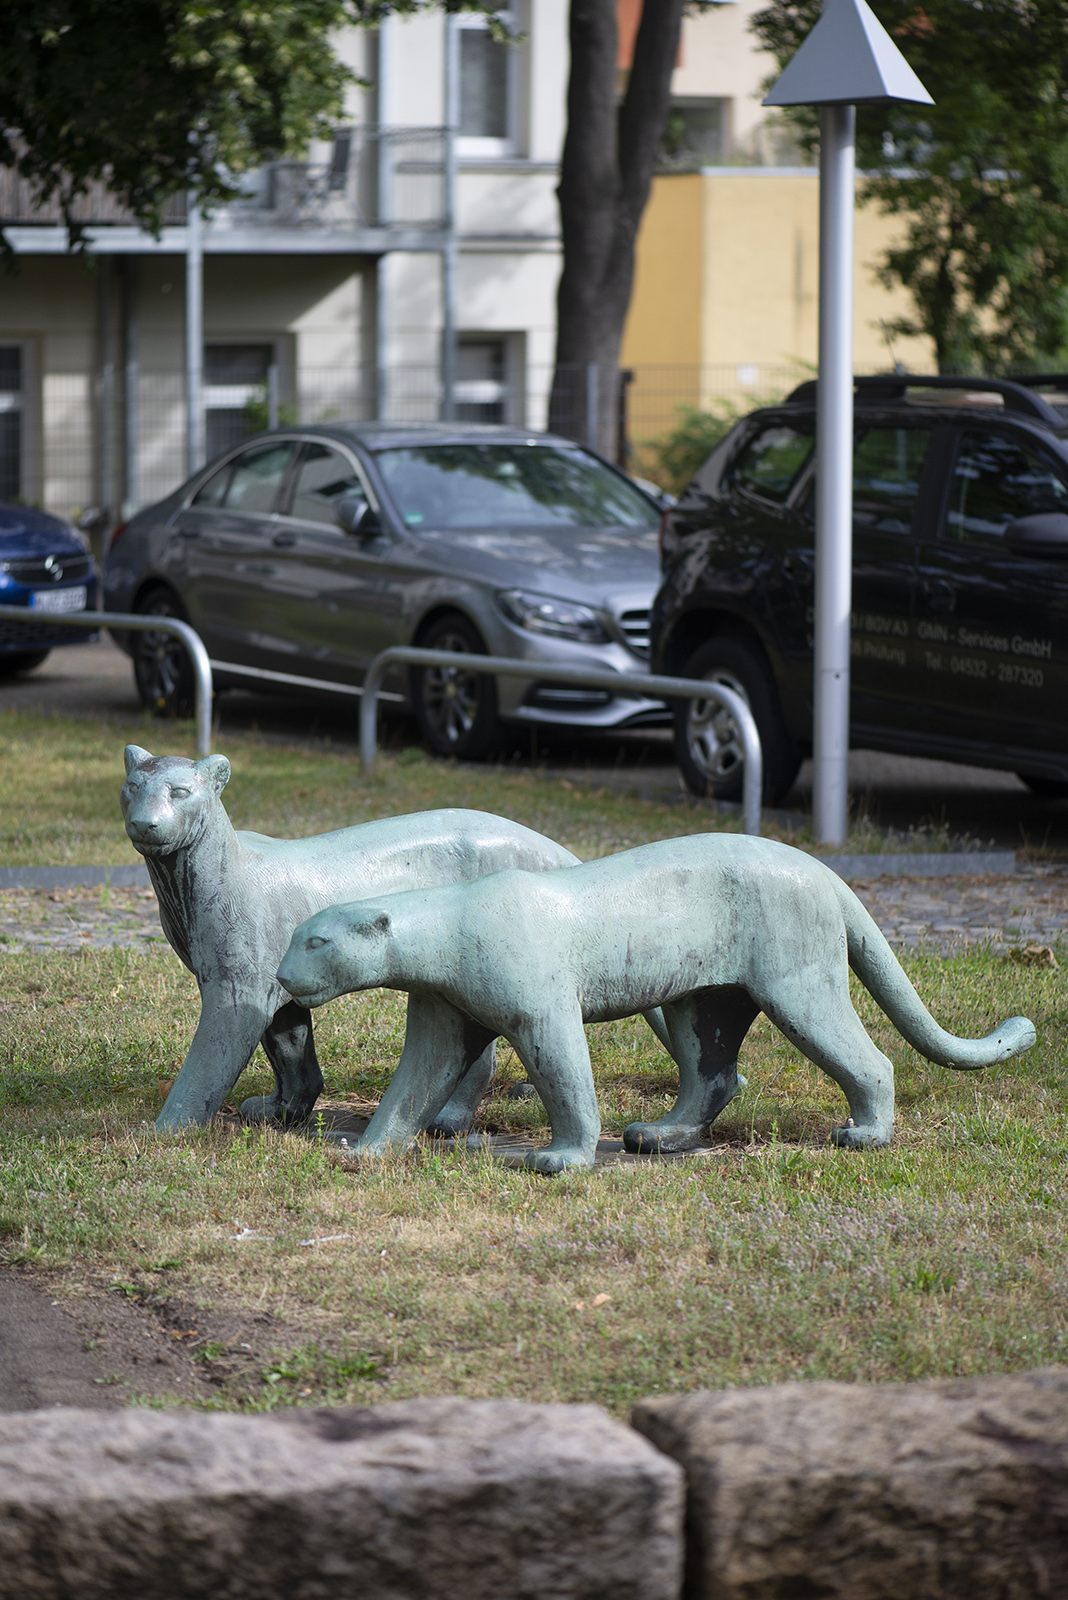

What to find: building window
left=0, top=347, right=22, bottom=501
left=457, top=12, right=518, bottom=157
left=657, top=99, right=730, bottom=171
left=204, top=344, right=275, bottom=461
left=455, top=336, right=524, bottom=425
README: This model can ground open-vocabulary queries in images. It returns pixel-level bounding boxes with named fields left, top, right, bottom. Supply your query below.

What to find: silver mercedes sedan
left=104, top=423, right=667, bottom=758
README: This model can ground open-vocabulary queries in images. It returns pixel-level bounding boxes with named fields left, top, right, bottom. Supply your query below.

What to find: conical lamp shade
left=763, top=0, right=933, bottom=107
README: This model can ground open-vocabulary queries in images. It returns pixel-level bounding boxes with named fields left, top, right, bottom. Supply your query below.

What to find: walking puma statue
left=277, top=832, right=1036, bottom=1173
left=121, top=744, right=590, bottom=1131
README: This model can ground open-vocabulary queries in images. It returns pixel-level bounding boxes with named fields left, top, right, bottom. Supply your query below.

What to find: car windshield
left=374, top=443, right=659, bottom=531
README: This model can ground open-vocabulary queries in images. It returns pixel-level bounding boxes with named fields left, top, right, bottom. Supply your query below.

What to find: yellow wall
left=620, top=174, right=704, bottom=372
left=622, top=170, right=934, bottom=440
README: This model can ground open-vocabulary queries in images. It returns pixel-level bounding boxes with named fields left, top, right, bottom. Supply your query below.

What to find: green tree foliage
left=751, top=0, right=1068, bottom=372
left=1, top=1, right=496, bottom=247
left=640, top=403, right=741, bottom=495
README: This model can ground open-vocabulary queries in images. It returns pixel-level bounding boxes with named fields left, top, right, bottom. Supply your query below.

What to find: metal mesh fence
left=17, top=359, right=897, bottom=526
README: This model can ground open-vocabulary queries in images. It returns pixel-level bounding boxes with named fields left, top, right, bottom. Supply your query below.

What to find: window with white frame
left=457, top=11, right=519, bottom=157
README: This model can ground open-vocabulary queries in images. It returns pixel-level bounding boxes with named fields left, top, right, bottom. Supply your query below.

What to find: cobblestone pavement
left=2, top=866, right=1068, bottom=956
left=0, top=886, right=167, bottom=951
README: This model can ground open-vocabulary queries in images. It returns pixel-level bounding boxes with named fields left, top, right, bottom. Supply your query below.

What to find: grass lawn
left=0, top=706, right=1064, bottom=1414
left=0, top=704, right=958, bottom=866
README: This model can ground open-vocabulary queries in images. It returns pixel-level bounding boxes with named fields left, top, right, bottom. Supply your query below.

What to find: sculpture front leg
left=356, top=992, right=495, bottom=1157
left=156, top=992, right=269, bottom=1129
left=511, top=1009, right=600, bottom=1175
left=240, top=999, right=324, bottom=1126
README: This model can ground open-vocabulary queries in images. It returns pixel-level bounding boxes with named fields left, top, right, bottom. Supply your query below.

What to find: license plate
left=30, top=586, right=87, bottom=614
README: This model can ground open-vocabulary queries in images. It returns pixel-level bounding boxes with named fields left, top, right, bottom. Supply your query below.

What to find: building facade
left=0, top=0, right=931, bottom=524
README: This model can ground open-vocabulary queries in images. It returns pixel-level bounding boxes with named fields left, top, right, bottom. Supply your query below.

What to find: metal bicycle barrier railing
left=0, top=605, right=214, bottom=758
left=359, top=647, right=765, bottom=836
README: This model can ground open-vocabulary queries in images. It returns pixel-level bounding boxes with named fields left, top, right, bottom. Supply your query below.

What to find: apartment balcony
left=0, top=128, right=448, bottom=252
left=224, top=127, right=447, bottom=232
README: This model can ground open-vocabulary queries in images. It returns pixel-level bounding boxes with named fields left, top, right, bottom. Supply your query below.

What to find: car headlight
left=498, top=589, right=609, bottom=644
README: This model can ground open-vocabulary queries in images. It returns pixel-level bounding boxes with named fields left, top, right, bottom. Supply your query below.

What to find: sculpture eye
left=307, top=936, right=329, bottom=951
left=170, top=787, right=191, bottom=800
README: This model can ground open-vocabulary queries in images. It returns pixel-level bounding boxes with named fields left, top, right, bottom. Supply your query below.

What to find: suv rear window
left=732, top=424, right=813, bottom=503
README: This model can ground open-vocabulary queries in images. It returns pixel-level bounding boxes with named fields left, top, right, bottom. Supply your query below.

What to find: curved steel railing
left=0, top=605, right=214, bottom=757
left=359, top=646, right=764, bottom=835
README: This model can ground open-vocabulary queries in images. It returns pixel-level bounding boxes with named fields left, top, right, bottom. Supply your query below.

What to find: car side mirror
left=335, top=494, right=382, bottom=540
left=1004, top=511, right=1068, bottom=556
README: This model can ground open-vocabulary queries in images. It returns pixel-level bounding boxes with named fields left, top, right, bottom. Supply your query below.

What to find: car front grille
left=1, top=555, right=93, bottom=586
left=0, top=616, right=98, bottom=648
left=616, top=608, right=650, bottom=656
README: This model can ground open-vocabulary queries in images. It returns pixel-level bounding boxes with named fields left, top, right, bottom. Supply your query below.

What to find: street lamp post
left=764, top=0, right=932, bottom=845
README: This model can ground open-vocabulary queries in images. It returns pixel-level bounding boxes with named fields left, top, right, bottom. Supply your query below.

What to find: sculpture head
left=277, top=902, right=393, bottom=1008
left=120, top=744, right=232, bottom=858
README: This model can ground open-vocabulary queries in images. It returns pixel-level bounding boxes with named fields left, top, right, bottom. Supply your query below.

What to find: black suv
left=651, top=374, right=1068, bottom=801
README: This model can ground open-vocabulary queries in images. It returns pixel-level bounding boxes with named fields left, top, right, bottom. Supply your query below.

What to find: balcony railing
left=0, top=169, right=186, bottom=226
left=223, top=127, right=447, bottom=231
left=0, top=128, right=447, bottom=233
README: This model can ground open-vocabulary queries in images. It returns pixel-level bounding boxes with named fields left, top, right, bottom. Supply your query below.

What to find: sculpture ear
left=124, top=744, right=153, bottom=775
left=197, top=754, right=231, bottom=795
left=370, top=912, right=391, bottom=936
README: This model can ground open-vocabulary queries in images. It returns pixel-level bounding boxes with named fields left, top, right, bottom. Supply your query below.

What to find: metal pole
left=266, top=363, right=279, bottom=431
left=99, top=257, right=115, bottom=529
left=812, top=102, right=855, bottom=846
left=185, top=194, right=205, bottom=474
left=585, top=362, right=599, bottom=449
left=123, top=256, right=139, bottom=516
left=0, top=606, right=213, bottom=757
left=357, top=647, right=764, bottom=837
left=441, top=13, right=459, bottom=422
left=375, top=17, right=392, bottom=422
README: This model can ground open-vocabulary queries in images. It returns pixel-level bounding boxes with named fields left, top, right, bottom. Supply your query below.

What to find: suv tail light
left=107, top=521, right=128, bottom=555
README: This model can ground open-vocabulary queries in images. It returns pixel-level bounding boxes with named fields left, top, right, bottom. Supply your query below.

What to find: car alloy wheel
left=414, top=614, right=499, bottom=760
left=674, top=635, right=800, bottom=803
left=686, top=666, right=750, bottom=789
left=133, top=589, right=195, bottom=718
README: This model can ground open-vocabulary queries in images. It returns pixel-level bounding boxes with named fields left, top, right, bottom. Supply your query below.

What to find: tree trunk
left=548, top=0, right=686, bottom=459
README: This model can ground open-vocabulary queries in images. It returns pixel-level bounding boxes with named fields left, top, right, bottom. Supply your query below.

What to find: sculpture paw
left=239, top=1092, right=315, bottom=1128
left=830, top=1118, right=891, bottom=1149
left=425, top=1112, right=474, bottom=1138
left=622, top=1121, right=704, bottom=1155
left=523, top=1146, right=595, bottom=1176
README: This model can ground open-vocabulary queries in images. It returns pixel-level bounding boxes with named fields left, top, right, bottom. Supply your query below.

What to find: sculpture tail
left=832, top=876, right=1036, bottom=1069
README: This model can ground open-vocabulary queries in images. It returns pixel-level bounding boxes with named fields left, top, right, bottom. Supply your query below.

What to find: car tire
left=132, top=588, right=195, bottom=718
left=0, top=650, right=50, bottom=679
left=1018, top=773, right=1068, bottom=800
left=413, top=614, right=499, bottom=761
left=674, top=635, right=800, bottom=804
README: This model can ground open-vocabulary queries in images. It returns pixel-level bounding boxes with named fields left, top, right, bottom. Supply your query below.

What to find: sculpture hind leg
left=427, top=1037, right=498, bottom=1137
left=757, top=969, right=895, bottom=1148
left=241, top=1000, right=324, bottom=1126
left=624, top=986, right=758, bottom=1154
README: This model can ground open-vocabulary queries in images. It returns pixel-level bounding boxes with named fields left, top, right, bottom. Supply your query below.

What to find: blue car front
left=0, top=504, right=99, bottom=671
